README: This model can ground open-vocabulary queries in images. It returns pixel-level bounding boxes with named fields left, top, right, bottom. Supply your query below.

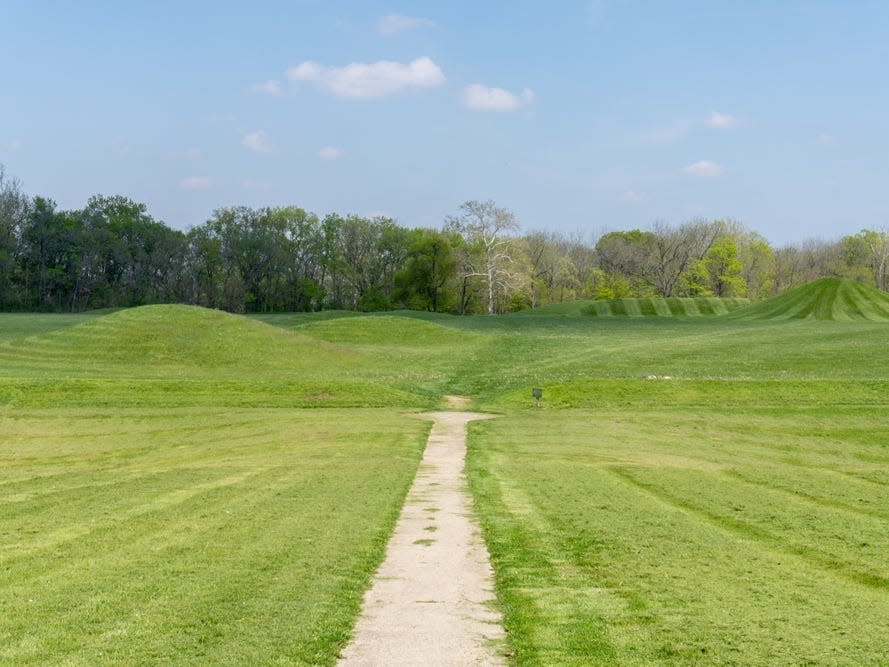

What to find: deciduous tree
left=445, top=200, right=523, bottom=314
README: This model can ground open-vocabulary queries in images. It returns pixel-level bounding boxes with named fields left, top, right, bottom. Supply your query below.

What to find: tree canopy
left=1, top=164, right=886, bottom=314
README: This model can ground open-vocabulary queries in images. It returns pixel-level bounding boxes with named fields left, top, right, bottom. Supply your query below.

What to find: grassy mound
left=0, top=304, right=349, bottom=377
left=0, top=305, right=429, bottom=407
left=584, top=296, right=750, bottom=317
left=509, top=301, right=599, bottom=317
left=0, top=310, right=110, bottom=343
left=729, top=277, right=889, bottom=321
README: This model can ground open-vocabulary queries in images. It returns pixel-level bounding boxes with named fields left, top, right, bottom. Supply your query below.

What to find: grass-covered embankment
left=0, top=305, right=434, bottom=408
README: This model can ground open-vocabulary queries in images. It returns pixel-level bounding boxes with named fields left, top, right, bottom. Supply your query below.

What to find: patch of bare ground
left=443, top=394, right=473, bottom=410
left=338, top=409, right=507, bottom=666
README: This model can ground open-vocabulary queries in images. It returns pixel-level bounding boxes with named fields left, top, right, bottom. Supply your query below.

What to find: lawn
left=0, top=407, right=428, bottom=665
left=467, top=406, right=889, bottom=665
left=2, top=280, right=889, bottom=665
left=258, top=288, right=889, bottom=664
left=0, top=307, right=432, bottom=665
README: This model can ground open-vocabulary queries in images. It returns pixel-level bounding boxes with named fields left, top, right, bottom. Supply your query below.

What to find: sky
left=2, top=1, right=888, bottom=246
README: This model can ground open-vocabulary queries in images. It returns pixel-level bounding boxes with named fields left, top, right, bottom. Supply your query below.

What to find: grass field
left=2, top=278, right=889, bottom=664
left=0, top=308, right=432, bottom=665
left=466, top=405, right=889, bottom=664
left=0, top=408, right=427, bottom=665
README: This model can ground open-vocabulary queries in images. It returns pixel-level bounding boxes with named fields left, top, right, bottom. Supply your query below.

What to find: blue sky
left=2, top=1, right=888, bottom=245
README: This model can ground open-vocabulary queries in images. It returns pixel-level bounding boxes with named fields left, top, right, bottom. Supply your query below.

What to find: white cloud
left=377, top=14, right=435, bottom=36
left=817, top=132, right=837, bottom=147
left=250, top=79, right=282, bottom=96
left=6, top=139, right=24, bottom=151
left=681, top=160, right=725, bottom=178
left=705, top=110, right=740, bottom=129
left=318, top=146, right=343, bottom=161
left=462, top=84, right=535, bottom=112
left=180, top=176, right=213, bottom=190
left=286, top=56, right=445, bottom=99
left=241, top=130, right=276, bottom=153
left=619, top=190, right=648, bottom=203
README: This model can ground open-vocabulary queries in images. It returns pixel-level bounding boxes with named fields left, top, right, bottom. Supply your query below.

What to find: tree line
left=1, top=165, right=887, bottom=314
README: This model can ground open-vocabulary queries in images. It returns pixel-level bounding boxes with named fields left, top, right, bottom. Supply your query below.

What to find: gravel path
left=338, top=410, right=507, bottom=666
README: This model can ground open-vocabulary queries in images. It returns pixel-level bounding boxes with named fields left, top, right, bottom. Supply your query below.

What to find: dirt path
left=338, top=410, right=507, bottom=666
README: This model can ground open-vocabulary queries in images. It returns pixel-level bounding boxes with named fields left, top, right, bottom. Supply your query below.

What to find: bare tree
left=650, top=219, right=722, bottom=296
left=524, top=230, right=567, bottom=307
left=445, top=200, right=522, bottom=314
left=0, top=165, right=32, bottom=307
left=863, top=228, right=889, bottom=291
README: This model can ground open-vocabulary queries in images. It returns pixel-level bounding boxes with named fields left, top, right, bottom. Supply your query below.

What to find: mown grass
left=584, top=296, right=750, bottom=317
left=0, top=408, right=428, bottom=665
left=0, top=306, right=435, bottom=665
left=728, top=277, right=889, bottom=321
left=3, top=279, right=889, bottom=664
left=0, top=305, right=437, bottom=408
left=0, top=310, right=109, bottom=342
left=256, top=294, right=889, bottom=664
left=466, top=407, right=889, bottom=665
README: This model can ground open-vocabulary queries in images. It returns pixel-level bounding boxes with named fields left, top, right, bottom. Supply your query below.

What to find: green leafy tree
left=268, top=206, right=324, bottom=311
left=394, top=230, right=456, bottom=311
left=77, top=195, right=187, bottom=307
left=703, top=236, right=746, bottom=296
left=738, top=235, right=775, bottom=300
left=334, top=215, right=413, bottom=311
left=842, top=229, right=889, bottom=291
left=595, top=229, right=657, bottom=296
left=21, top=197, right=83, bottom=310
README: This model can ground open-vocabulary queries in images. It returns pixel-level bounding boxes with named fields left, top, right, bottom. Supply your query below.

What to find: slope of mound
left=509, top=301, right=598, bottom=317
left=298, top=314, right=479, bottom=346
left=250, top=310, right=363, bottom=329
left=0, top=305, right=433, bottom=407
left=0, top=304, right=353, bottom=378
left=584, top=296, right=750, bottom=317
left=0, top=311, right=110, bottom=343
left=728, top=278, right=889, bottom=321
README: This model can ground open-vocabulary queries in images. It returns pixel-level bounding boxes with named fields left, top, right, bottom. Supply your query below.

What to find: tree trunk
left=487, top=265, right=495, bottom=314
